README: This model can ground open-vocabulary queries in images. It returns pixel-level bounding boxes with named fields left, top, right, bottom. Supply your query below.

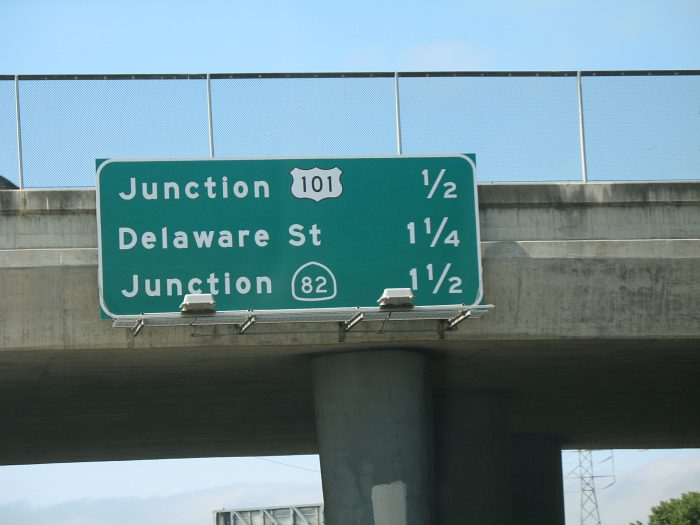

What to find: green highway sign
left=96, top=156, right=483, bottom=317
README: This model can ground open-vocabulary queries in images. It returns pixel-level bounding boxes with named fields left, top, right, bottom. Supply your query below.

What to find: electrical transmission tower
left=578, top=449, right=602, bottom=525
left=571, top=449, right=616, bottom=525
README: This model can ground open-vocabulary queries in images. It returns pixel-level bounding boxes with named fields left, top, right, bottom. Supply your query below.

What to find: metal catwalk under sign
left=214, top=505, right=324, bottom=525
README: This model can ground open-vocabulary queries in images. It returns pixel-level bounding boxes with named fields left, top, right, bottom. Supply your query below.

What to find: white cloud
left=0, top=456, right=322, bottom=507
left=0, top=483, right=323, bottom=525
left=341, top=46, right=391, bottom=71
left=402, top=40, right=491, bottom=71
left=340, top=39, right=491, bottom=72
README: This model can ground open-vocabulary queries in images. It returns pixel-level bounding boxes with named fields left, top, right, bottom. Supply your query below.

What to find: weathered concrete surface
left=1, top=183, right=699, bottom=464
left=0, top=189, right=96, bottom=249
left=312, top=351, right=432, bottom=525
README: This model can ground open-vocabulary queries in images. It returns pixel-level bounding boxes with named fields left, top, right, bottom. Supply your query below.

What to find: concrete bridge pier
left=434, top=392, right=511, bottom=525
left=509, top=434, right=565, bottom=525
left=311, top=350, right=433, bottom=525
left=434, top=393, right=566, bottom=525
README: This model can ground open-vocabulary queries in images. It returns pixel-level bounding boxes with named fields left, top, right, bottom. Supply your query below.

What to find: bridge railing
left=1, top=71, right=698, bottom=189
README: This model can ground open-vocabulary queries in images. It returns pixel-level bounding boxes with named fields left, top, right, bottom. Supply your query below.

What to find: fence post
left=577, top=71, right=589, bottom=183
left=207, top=73, right=215, bottom=158
left=394, top=72, right=403, bottom=155
left=14, top=75, right=24, bottom=190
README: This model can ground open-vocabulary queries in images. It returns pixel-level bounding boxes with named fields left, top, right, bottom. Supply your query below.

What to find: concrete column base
left=311, top=350, right=433, bottom=525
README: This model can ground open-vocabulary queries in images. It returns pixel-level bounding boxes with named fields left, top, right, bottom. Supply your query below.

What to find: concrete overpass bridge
left=1, top=181, right=699, bottom=524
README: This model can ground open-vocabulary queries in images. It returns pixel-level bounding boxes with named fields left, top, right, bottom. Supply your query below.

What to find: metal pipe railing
left=4, top=70, right=697, bottom=81
left=577, top=71, right=589, bottom=184
left=14, top=75, right=24, bottom=190
left=206, top=73, right=215, bottom=158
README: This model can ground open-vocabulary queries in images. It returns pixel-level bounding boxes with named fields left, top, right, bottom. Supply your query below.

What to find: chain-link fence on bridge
left=1, top=71, right=698, bottom=188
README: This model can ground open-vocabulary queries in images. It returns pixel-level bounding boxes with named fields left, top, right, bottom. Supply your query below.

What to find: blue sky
left=2, top=1, right=700, bottom=187
left=1, top=0, right=699, bottom=73
left=1, top=1, right=699, bottom=524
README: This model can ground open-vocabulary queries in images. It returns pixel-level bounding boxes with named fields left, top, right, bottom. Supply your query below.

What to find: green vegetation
left=632, top=492, right=700, bottom=525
